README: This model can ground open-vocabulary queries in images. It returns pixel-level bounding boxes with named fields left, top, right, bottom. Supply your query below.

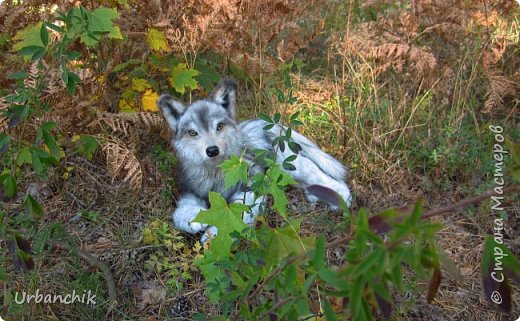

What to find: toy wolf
left=158, top=78, right=352, bottom=241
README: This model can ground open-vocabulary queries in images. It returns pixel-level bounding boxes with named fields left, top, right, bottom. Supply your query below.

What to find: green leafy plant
left=152, top=143, right=178, bottom=173
left=0, top=5, right=115, bottom=299
left=2, top=4, right=118, bottom=205
left=186, top=103, right=520, bottom=320
left=13, top=6, right=121, bottom=94
left=80, top=210, right=101, bottom=222
left=142, top=219, right=203, bottom=289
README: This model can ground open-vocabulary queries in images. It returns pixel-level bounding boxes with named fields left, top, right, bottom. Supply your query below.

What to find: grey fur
left=158, top=78, right=352, bottom=241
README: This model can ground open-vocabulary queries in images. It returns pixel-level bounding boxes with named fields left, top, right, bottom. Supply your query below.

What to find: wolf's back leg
left=246, top=120, right=352, bottom=207
left=172, top=193, right=209, bottom=234
left=282, top=154, right=352, bottom=207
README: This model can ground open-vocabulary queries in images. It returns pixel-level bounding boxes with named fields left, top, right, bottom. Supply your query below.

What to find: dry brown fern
left=0, top=4, right=26, bottom=34
left=40, top=65, right=94, bottom=96
left=117, top=112, right=167, bottom=134
left=76, top=111, right=170, bottom=190
left=88, top=112, right=132, bottom=137
left=0, top=96, right=8, bottom=132
left=82, top=112, right=168, bottom=190
left=422, top=22, right=464, bottom=40
left=44, top=67, right=66, bottom=95
left=512, top=67, right=520, bottom=83
left=159, top=0, right=326, bottom=73
left=24, top=61, right=40, bottom=90
left=87, top=111, right=168, bottom=146
left=0, top=1, right=60, bottom=37
left=98, top=136, right=143, bottom=190
left=482, top=40, right=508, bottom=69
left=482, top=70, right=518, bottom=113
left=367, top=43, right=437, bottom=76
left=1, top=62, right=41, bottom=132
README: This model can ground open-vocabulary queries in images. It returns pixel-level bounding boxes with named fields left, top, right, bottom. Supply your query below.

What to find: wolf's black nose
left=206, top=146, right=219, bottom=157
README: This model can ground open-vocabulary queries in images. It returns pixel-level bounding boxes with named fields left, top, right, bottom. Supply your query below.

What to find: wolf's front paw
left=200, top=226, right=218, bottom=244
left=189, top=221, right=209, bottom=233
left=242, top=211, right=256, bottom=225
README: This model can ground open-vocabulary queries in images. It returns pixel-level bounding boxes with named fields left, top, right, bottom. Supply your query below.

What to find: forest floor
left=29, top=138, right=520, bottom=321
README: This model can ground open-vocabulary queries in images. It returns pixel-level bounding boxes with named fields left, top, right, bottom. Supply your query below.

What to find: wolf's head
left=157, top=78, right=241, bottom=166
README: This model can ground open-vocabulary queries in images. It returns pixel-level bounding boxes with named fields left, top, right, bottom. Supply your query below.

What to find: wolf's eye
left=187, top=130, right=198, bottom=136
left=216, top=123, right=224, bottom=131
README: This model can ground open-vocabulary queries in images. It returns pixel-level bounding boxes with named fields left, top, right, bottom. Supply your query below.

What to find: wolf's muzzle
left=206, top=146, right=220, bottom=157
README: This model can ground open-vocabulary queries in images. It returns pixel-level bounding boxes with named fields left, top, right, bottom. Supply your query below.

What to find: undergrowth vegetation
left=0, top=0, right=519, bottom=320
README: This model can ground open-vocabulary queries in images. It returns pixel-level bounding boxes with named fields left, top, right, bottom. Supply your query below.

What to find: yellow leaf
left=118, top=99, right=137, bottom=112
left=142, top=89, right=159, bottom=112
left=109, top=26, right=123, bottom=40
left=147, top=28, right=169, bottom=52
left=142, top=227, right=155, bottom=244
left=63, top=166, right=74, bottom=180
left=131, top=78, right=151, bottom=92
left=97, top=75, right=106, bottom=85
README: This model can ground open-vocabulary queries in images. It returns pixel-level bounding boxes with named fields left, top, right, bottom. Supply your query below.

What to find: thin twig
left=77, top=249, right=117, bottom=306
left=60, top=244, right=118, bottom=308
left=422, top=184, right=520, bottom=219
left=327, top=184, right=520, bottom=249
left=246, top=184, right=520, bottom=304
left=248, top=255, right=301, bottom=302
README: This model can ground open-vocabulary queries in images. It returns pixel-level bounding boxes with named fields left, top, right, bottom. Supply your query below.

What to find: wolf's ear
left=210, top=78, right=237, bottom=119
left=157, top=94, right=186, bottom=133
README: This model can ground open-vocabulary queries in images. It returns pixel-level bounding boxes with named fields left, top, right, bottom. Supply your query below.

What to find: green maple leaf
left=194, top=61, right=220, bottom=91
left=0, top=170, right=17, bottom=198
left=195, top=192, right=248, bottom=255
left=169, top=63, right=200, bottom=94
left=80, top=7, right=122, bottom=46
left=17, top=147, right=33, bottom=166
left=267, top=165, right=296, bottom=217
left=12, top=23, right=44, bottom=52
left=219, top=154, right=249, bottom=189
left=260, top=219, right=313, bottom=265
left=89, top=7, right=119, bottom=33
left=108, top=26, right=123, bottom=40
